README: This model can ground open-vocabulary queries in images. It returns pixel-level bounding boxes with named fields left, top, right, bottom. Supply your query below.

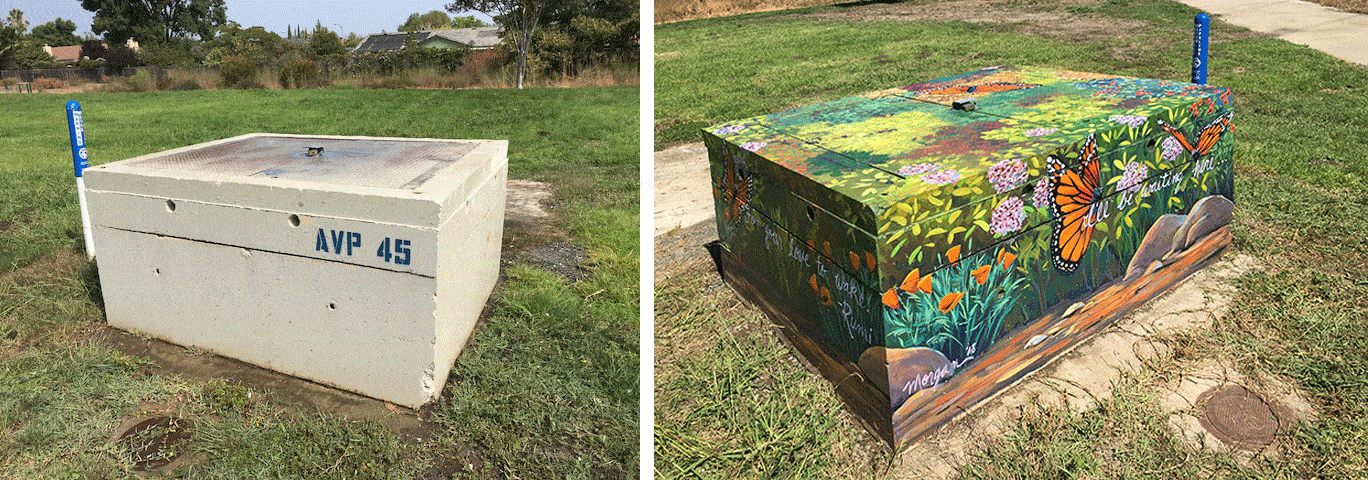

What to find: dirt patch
left=111, top=416, right=195, bottom=471
left=1305, top=0, right=1368, bottom=14
left=657, top=0, right=836, bottom=23
left=501, top=179, right=588, bottom=280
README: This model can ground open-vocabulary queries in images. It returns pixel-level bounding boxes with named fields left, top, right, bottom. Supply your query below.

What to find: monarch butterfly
left=713, top=152, right=752, bottom=221
left=1157, top=111, right=1233, bottom=159
left=1046, top=134, right=1102, bottom=274
left=918, top=82, right=1041, bottom=95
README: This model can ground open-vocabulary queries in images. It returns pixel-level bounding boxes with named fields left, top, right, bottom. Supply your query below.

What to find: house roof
left=46, top=45, right=84, bottom=63
left=352, top=27, right=501, bottom=53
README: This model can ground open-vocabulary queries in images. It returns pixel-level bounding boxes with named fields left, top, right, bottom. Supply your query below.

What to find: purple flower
left=1160, top=136, right=1184, bottom=162
left=898, top=163, right=941, bottom=176
left=713, top=124, right=745, bottom=135
left=1032, top=177, right=1051, bottom=209
left=740, top=141, right=768, bottom=152
left=991, top=196, right=1026, bottom=235
left=1117, top=161, right=1148, bottom=194
left=922, top=169, right=961, bottom=185
left=1024, top=127, right=1058, bottom=137
left=986, top=158, right=1028, bottom=193
left=1109, top=115, right=1148, bottom=127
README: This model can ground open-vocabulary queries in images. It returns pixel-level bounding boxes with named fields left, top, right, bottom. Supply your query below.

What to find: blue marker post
left=1192, top=13, right=1210, bottom=85
left=65, top=100, right=95, bottom=259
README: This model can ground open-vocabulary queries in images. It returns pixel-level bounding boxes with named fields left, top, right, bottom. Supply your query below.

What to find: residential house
left=352, top=27, right=501, bottom=54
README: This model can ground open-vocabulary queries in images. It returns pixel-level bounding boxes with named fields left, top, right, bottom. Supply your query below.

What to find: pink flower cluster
left=922, top=169, right=961, bottom=185
left=987, top=158, right=1027, bottom=193
left=713, top=125, right=745, bottom=135
left=740, top=141, right=768, bottom=152
left=1117, top=161, right=1148, bottom=194
left=1024, top=127, right=1058, bottom=137
left=1109, top=115, right=1148, bottom=127
left=898, top=163, right=941, bottom=176
left=1160, top=136, right=1184, bottom=162
left=1032, top=177, right=1052, bottom=209
left=991, top=196, right=1026, bottom=235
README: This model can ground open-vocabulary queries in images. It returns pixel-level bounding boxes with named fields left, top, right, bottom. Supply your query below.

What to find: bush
left=232, top=78, right=265, bottom=90
left=31, top=77, right=66, bottom=90
left=278, top=59, right=323, bottom=89
left=168, top=78, right=203, bottom=90
left=219, top=55, right=258, bottom=87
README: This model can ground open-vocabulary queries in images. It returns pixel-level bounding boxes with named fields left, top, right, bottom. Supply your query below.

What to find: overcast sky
left=1, top=0, right=494, bottom=40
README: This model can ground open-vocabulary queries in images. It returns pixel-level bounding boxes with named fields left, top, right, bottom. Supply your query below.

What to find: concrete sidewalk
left=1175, top=0, right=1368, bottom=66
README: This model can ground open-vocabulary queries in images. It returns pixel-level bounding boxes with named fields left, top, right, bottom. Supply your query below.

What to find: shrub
left=31, top=77, right=66, bottom=90
left=219, top=55, right=258, bottom=87
left=169, top=78, right=202, bottom=90
left=278, top=59, right=323, bottom=89
left=232, top=78, right=265, bottom=90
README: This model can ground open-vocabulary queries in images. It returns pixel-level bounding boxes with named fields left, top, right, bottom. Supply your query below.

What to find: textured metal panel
left=127, top=136, right=479, bottom=189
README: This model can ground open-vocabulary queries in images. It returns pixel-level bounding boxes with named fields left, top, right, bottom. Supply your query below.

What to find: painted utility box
left=85, top=133, right=508, bottom=408
left=703, top=66, right=1234, bottom=448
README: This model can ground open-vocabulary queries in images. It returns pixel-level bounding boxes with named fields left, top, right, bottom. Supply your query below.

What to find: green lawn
left=656, top=1, right=1368, bottom=478
left=0, top=87, right=639, bottom=478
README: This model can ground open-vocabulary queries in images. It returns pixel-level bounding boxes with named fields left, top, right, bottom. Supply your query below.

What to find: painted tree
left=446, top=0, right=553, bottom=89
left=80, top=0, right=227, bottom=45
left=31, top=18, right=82, bottom=47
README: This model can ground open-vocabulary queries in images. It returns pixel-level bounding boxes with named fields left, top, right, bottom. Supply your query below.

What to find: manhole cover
left=1197, top=385, right=1291, bottom=450
left=113, top=416, right=193, bottom=471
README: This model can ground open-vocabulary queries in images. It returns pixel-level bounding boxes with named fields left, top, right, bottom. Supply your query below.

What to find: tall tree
left=308, top=27, right=345, bottom=56
left=31, top=18, right=82, bottom=46
left=81, top=0, right=227, bottom=45
left=399, top=10, right=452, bottom=32
left=446, top=0, right=552, bottom=89
left=6, top=9, right=25, bottom=33
left=450, top=15, right=490, bottom=28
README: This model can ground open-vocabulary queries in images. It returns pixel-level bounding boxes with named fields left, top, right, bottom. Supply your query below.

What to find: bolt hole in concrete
left=328, top=303, right=336, bottom=310
left=1198, top=384, right=1294, bottom=451
left=165, top=199, right=176, bottom=212
left=154, top=268, right=160, bottom=275
left=288, top=214, right=300, bottom=226
left=111, top=416, right=192, bottom=471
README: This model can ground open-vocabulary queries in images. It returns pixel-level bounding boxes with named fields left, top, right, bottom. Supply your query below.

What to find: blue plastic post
left=65, top=100, right=88, bottom=177
left=65, top=100, right=96, bottom=258
left=1192, top=13, right=1210, bottom=85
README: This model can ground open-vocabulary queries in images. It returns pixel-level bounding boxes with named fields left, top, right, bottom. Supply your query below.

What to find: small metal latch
left=951, top=98, right=978, bottom=111
left=306, top=146, right=324, bottom=157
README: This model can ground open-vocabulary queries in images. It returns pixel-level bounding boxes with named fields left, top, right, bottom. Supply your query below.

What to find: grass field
left=655, top=0, right=1368, bottom=477
left=0, top=87, right=639, bottom=478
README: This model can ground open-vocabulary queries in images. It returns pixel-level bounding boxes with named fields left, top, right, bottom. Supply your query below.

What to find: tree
left=308, top=28, right=345, bottom=57
left=446, top=0, right=552, bottom=89
left=451, top=15, right=490, bottom=28
left=6, top=9, right=25, bottom=33
left=81, top=0, right=226, bottom=45
left=31, top=18, right=82, bottom=47
left=400, top=10, right=452, bottom=32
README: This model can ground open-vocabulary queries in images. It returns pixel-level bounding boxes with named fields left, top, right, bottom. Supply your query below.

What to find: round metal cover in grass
left=113, top=416, right=193, bottom=471
left=1197, top=385, right=1291, bottom=451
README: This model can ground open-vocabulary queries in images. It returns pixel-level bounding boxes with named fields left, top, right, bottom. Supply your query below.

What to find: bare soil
left=1307, top=0, right=1368, bottom=13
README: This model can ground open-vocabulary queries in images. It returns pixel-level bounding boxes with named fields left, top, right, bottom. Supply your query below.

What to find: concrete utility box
left=704, top=66, right=1235, bottom=448
left=85, top=133, right=508, bottom=408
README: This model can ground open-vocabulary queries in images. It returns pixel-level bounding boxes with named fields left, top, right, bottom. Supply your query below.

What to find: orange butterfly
left=714, top=154, right=752, bottom=220
left=1046, top=134, right=1102, bottom=274
left=918, top=82, right=1040, bottom=95
left=1156, top=111, right=1233, bottom=159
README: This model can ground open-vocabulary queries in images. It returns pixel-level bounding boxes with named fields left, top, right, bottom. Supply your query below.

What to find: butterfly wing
left=1156, top=118, right=1197, bottom=155
left=1048, top=135, right=1100, bottom=274
left=1193, top=111, right=1233, bottom=156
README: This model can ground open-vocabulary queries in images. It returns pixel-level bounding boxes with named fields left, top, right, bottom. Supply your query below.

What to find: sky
left=1, top=0, right=493, bottom=40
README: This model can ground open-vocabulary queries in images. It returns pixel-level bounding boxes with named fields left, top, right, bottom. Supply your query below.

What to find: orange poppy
left=938, top=292, right=965, bottom=312
left=917, top=274, right=934, bottom=294
left=809, top=273, right=819, bottom=293
left=866, top=252, right=877, bottom=272
left=947, top=245, right=962, bottom=264
left=820, top=286, right=833, bottom=306
left=998, top=250, right=1017, bottom=269
left=882, top=289, right=900, bottom=309
left=900, top=269, right=921, bottom=292
left=849, top=251, right=861, bottom=271
left=971, top=265, right=991, bottom=285
left=823, top=241, right=832, bottom=258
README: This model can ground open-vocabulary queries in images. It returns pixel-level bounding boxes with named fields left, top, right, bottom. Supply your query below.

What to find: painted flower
left=986, top=158, right=1028, bottom=193
left=900, top=269, right=921, bottom=293
left=713, top=124, right=745, bottom=135
left=1109, top=115, right=1148, bottom=127
left=1116, top=161, right=1148, bottom=194
left=971, top=265, right=991, bottom=285
left=1024, top=127, right=1058, bottom=137
left=898, top=163, right=942, bottom=176
left=922, top=169, right=961, bottom=185
left=990, top=196, right=1026, bottom=235
left=1032, top=177, right=1051, bottom=209
left=740, top=141, right=768, bottom=152
left=882, top=288, right=900, bottom=309
left=938, top=292, right=966, bottom=313
left=1160, top=136, right=1184, bottom=162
